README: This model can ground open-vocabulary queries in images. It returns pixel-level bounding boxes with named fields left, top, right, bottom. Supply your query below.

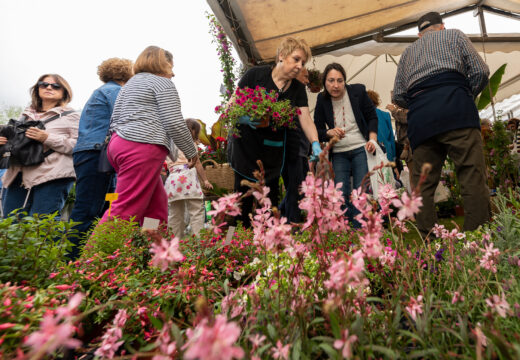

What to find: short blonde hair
left=133, top=46, right=173, bottom=77
left=98, top=58, right=134, bottom=83
left=276, top=37, right=311, bottom=65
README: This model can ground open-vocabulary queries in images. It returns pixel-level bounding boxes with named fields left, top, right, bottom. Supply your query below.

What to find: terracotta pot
left=454, top=205, right=464, bottom=217
left=309, top=84, right=322, bottom=93
left=256, top=115, right=270, bottom=128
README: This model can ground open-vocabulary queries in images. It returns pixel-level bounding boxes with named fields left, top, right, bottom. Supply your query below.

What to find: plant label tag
left=142, top=217, right=160, bottom=231
left=225, top=226, right=235, bottom=245
left=105, top=193, right=119, bottom=201
left=105, top=193, right=119, bottom=216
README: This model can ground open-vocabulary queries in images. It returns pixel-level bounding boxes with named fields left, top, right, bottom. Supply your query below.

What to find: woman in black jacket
left=313, top=63, right=378, bottom=226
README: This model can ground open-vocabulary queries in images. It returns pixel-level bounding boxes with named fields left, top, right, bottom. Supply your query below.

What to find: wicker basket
left=201, top=160, right=235, bottom=192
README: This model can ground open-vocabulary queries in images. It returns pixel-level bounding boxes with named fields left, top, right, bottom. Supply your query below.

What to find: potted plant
left=215, top=86, right=300, bottom=137
left=307, top=68, right=323, bottom=93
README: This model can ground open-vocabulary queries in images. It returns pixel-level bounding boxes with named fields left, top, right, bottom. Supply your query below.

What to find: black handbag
left=97, top=132, right=115, bottom=173
left=0, top=111, right=75, bottom=168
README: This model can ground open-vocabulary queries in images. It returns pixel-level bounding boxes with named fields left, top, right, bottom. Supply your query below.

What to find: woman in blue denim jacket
left=69, top=58, right=133, bottom=258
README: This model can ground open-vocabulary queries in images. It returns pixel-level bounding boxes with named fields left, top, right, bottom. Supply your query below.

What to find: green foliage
left=476, top=64, right=507, bottom=111
left=0, top=103, right=23, bottom=124
left=484, top=118, right=520, bottom=191
left=0, top=211, right=77, bottom=286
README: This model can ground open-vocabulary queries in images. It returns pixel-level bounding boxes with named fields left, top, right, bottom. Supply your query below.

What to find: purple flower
left=435, top=248, right=445, bottom=262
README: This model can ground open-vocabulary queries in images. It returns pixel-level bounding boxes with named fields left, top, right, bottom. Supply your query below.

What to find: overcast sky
left=1, top=1, right=518, bottom=125
left=0, top=0, right=227, bottom=127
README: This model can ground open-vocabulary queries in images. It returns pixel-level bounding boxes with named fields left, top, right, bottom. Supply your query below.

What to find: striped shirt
left=110, top=72, right=197, bottom=159
left=393, top=29, right=489, bottom=108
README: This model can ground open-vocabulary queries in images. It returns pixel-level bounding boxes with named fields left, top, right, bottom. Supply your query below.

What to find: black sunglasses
left=38, top=81, right=62, bottom=90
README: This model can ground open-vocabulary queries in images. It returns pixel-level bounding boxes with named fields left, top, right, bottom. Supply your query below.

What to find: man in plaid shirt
left=392, top=12, right=491, bottom=238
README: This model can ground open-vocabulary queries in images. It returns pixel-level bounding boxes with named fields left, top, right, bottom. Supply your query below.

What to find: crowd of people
left=1, top=11, right=513, bottom=257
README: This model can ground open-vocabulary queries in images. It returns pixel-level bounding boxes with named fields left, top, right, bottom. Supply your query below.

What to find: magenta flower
left=183, top=315, right=244, bottom=360
left=150, top=237, right=184, bottom=271
left=451, top=291, right=465, bottom=304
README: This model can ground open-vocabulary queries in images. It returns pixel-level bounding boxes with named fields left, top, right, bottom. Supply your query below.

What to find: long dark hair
left=322, top=62, right=347, bottom=99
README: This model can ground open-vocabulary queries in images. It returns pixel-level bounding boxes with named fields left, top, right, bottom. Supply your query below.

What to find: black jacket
left=313, top=84, right=378, bottom=143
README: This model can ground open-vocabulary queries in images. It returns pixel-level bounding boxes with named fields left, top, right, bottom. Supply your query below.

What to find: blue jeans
left=332, top=146, right=368, bottom=227
left=2, top=172, right=74, bottom=219
left=69, top=150, right=116, bottom=258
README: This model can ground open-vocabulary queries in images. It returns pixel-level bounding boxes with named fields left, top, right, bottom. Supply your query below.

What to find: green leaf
left=148, top=315, right=163, bottom=330
left=292, top=338, right=301, bottom=360
left=328, top=311, right=341, bottom=339
left=409, top=348, right=439, bottom=358
left=368, top=345, right=399, bottom=359
left=476, top=63, right=507, bottom=110
left=309, top=317, right=325, bottom=326
left=398, top=329, right=425, bottom=346
left=318, top=343, right=337, bottom=358
left=267, top=323, right=277, bottom=340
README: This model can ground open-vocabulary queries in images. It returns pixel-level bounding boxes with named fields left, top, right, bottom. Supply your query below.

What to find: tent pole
left=347, top=55, right=380, bottom=83
left=476, top=6, right=497, bottom=122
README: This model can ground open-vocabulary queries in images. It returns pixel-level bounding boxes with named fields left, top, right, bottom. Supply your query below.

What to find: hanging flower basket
left=307, top=69, right=323, bottom=93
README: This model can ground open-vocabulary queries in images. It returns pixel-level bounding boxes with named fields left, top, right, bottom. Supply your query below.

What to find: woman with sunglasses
left=0, top=74, right=79, bottom=218
left=97, top=46, right=197, bottom=227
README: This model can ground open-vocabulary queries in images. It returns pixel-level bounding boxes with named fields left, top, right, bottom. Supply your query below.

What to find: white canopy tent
left=207, top=0, right=520, bottom=115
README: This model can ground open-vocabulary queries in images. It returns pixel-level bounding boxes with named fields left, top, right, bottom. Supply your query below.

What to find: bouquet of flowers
left=215, top=86, right=300, bottom=136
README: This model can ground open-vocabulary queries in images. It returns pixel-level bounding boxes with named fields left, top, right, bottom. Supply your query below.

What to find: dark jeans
left=2, top=172, right=74, bottom=219
left=69, top=150, right=116, bottom=258
left=280, top=156, right=309, bottom=223
left=331, top=146, right=368, bottom=227
left=412, top=128, right=490, bottom=237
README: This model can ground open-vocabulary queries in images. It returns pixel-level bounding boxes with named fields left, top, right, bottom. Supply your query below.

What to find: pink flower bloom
left=473, top=324, right=487, bottom=347
left=153, top=323, right=177, bottom=360
left=324, top=250, right=367, bottom=294
left=150, top=237, right=184, bottom=271
left=451, top=291, right=465, bottom=304
left=405, top=295, right=424, bottom=321
left=486, top=293, right=510, bottom=318
left=184, top=315, right=244, bottom=360
left=249, top=334, right=266, bottom=349
left=271, top=340, right=290, bottom=360
left=479, top=242, right=500, bottom=273
left=392, top=191, right=422, bottom=221
left=56, top=293, right=84, bottom=319
left=0, top=323, right=17, bottom=330
left=25, top=314, right=81, bottom=354
left=94, top=309, right=128, bottom=359
left=208, top=193, right=242, bottom=218
left=333, top=329, right=358, bottom=359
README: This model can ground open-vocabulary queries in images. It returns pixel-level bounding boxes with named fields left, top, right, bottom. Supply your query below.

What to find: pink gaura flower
left=150, top=237, right=184, bottom=271
left=183, top=315, right=244, bottom=360
left=271, top=340, right=290, bottom=360
left=451, top=291, right=465, bottom=304
left=94, top=309, right=128, bottom=359
left=405, top=295, right=424, bottom=321
left=208, top=192, right=242, bottom=218
left=479, top=242, right=500, bottom=273
left=324, top=250, right=367, bottom=294
left=333, top=329, right=358, bottom=359
left=25, top=314, right=81, bottom=354
left=392, top=191, right=422, bottom=221
left=485, top=293, right=510, bottom=318
left=152, top=323, right=177, bottom=360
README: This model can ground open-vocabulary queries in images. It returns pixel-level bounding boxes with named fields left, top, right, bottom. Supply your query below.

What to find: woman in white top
left=313, top=63, right=378, bottom=226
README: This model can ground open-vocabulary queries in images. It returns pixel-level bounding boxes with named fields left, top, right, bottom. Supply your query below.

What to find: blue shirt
left=73, top=81, right=122, bottom=153
left=376, top=109, right=396, bottom=162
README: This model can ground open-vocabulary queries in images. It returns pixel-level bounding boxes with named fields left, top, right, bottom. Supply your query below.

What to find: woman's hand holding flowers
left=238, top=115, right=261, bottom=129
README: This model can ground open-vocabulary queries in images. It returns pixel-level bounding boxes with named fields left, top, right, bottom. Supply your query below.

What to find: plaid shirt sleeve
left=457, top=31, right=490, bottom=96
left=392, top=49, right=410, bottom=109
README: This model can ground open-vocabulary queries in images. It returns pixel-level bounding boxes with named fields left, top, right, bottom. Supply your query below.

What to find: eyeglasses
left=38, top=81, right=62, bottom=90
